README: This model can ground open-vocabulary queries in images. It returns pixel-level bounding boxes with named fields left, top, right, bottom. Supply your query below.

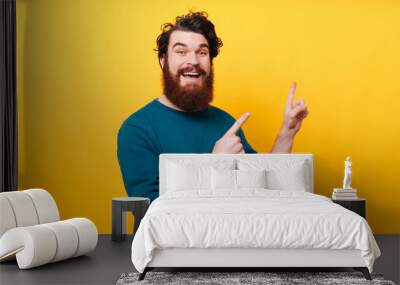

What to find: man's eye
left=200, top=50, right=208, bottom=56
left=176, top=50, right=186, bottom=55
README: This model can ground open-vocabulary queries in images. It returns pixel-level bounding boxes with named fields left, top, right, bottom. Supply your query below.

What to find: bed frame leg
left=138, top=268, right=148, bottom=281
left=354, top=267, right=371, bottom=280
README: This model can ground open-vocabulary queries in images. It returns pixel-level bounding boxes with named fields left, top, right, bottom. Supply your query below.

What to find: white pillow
left=167, top=160, right=235, bottom=192
left=266, top=165, right=307, bottom=191
left=211, top=168, right=236, bottom=190
left=237, top=159, right=308, bottom=191
left=237, top=169, right=267, bottom=188
left=211, top=168, right=267, bottom=190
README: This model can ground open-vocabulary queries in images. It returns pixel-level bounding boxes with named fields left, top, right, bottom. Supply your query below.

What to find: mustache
left=177, top=66, right=207, bottom=77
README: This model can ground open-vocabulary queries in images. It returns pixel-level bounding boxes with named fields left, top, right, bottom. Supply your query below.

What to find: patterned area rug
left=116, top=271, right=396, bottom=285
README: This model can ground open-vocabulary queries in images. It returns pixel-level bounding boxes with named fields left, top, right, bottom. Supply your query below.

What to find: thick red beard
left=161, top=57, right=213, bottom=112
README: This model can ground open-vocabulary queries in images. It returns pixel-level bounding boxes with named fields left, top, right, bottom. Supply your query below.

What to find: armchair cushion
left=0, top=218, right=97, bottom=269
left=0, top=189, right=97, bottom=269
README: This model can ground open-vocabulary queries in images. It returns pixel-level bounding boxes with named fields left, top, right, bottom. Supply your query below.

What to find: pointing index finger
left=285, top=82, right=297, bottom=110
left=224, top=112, right=251, bottom=136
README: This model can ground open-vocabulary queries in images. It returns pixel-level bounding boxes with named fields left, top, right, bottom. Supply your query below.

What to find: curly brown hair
left=155, top=11, right=223, bottom=63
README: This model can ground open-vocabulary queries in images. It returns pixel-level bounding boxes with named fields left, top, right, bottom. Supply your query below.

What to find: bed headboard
left=159, top=153, right=314, bottom=195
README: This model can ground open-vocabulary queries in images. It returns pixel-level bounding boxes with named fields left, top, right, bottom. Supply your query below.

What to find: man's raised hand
left=212, top=112, right=251, bottom=154
left=282, top=82, right=308, bottom=134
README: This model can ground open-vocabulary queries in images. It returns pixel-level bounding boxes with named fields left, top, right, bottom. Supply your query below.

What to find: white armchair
left=0, top=188, right=98, bottom=269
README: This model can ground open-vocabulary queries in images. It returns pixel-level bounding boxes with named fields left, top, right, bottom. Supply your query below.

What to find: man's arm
left=271, top=82, right=308, bottom=153
left=117, top=123, right=160, bottom=202
left=271, top=128, right=296, bottom=153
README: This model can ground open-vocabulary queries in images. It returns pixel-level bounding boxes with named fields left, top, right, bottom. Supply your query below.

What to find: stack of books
left=332, top=188, right=358, bottom=200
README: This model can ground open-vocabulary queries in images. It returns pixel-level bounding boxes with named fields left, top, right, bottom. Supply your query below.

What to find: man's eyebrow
left=171, top=42, right=210, bottom=49
left=198, top=43, right=209, bottom=49
left=172, top=42, right=187, bottom=49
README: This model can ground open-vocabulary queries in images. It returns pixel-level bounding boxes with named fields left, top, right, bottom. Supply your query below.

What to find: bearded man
left=117, top=11, right=308, bottom=202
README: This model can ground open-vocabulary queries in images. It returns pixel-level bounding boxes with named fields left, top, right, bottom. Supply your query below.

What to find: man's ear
left=159, top=56, right=165, bottom=69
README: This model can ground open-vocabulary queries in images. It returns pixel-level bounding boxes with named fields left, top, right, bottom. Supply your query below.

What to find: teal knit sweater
left=117, top=98, right=257, bottom=202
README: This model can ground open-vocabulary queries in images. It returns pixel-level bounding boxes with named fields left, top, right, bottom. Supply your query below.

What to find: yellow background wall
left=16, top=0, right=400, bottom=234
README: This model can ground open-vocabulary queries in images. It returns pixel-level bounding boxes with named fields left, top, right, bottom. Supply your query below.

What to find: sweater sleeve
left=237, top=128, right=257, bottom=154
left=117, top=123, right=160, bottom=202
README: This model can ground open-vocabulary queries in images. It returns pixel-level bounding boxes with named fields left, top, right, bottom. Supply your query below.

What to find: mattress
left=131, top=190, right=380, bottom=273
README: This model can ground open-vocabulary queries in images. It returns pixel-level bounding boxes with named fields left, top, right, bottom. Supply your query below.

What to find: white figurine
left=342, top=156, right=352, bottom=189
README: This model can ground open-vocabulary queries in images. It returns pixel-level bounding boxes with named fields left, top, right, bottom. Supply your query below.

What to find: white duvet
left=131, top=190, right=380, bottom=273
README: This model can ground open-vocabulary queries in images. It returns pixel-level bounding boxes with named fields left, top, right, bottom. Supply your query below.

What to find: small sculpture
left=342, top=156, right=352, bottom=189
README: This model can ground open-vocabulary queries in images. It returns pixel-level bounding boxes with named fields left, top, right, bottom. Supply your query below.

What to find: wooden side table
left=332, top=198, right=366, bottom=218
left=112, top=197, right=150, bottom=242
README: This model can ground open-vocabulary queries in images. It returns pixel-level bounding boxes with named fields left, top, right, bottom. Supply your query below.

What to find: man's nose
left=185, top=51, right=199, bottom=65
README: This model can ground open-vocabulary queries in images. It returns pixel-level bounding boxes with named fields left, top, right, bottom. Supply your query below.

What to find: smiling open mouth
left=181, top=72, right=201, bottom=78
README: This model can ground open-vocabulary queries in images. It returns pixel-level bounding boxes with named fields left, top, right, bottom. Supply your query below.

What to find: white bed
left=131, top=154, right=380, bottom=281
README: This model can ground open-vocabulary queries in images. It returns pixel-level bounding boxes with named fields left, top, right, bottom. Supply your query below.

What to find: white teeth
left=183, top=72, right=199, bottom=76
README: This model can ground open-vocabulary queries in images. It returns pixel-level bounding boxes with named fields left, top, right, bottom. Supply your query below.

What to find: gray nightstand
left=111, top=197, right=150, bottom=242
left=332, top=198, right=366, bottom=218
